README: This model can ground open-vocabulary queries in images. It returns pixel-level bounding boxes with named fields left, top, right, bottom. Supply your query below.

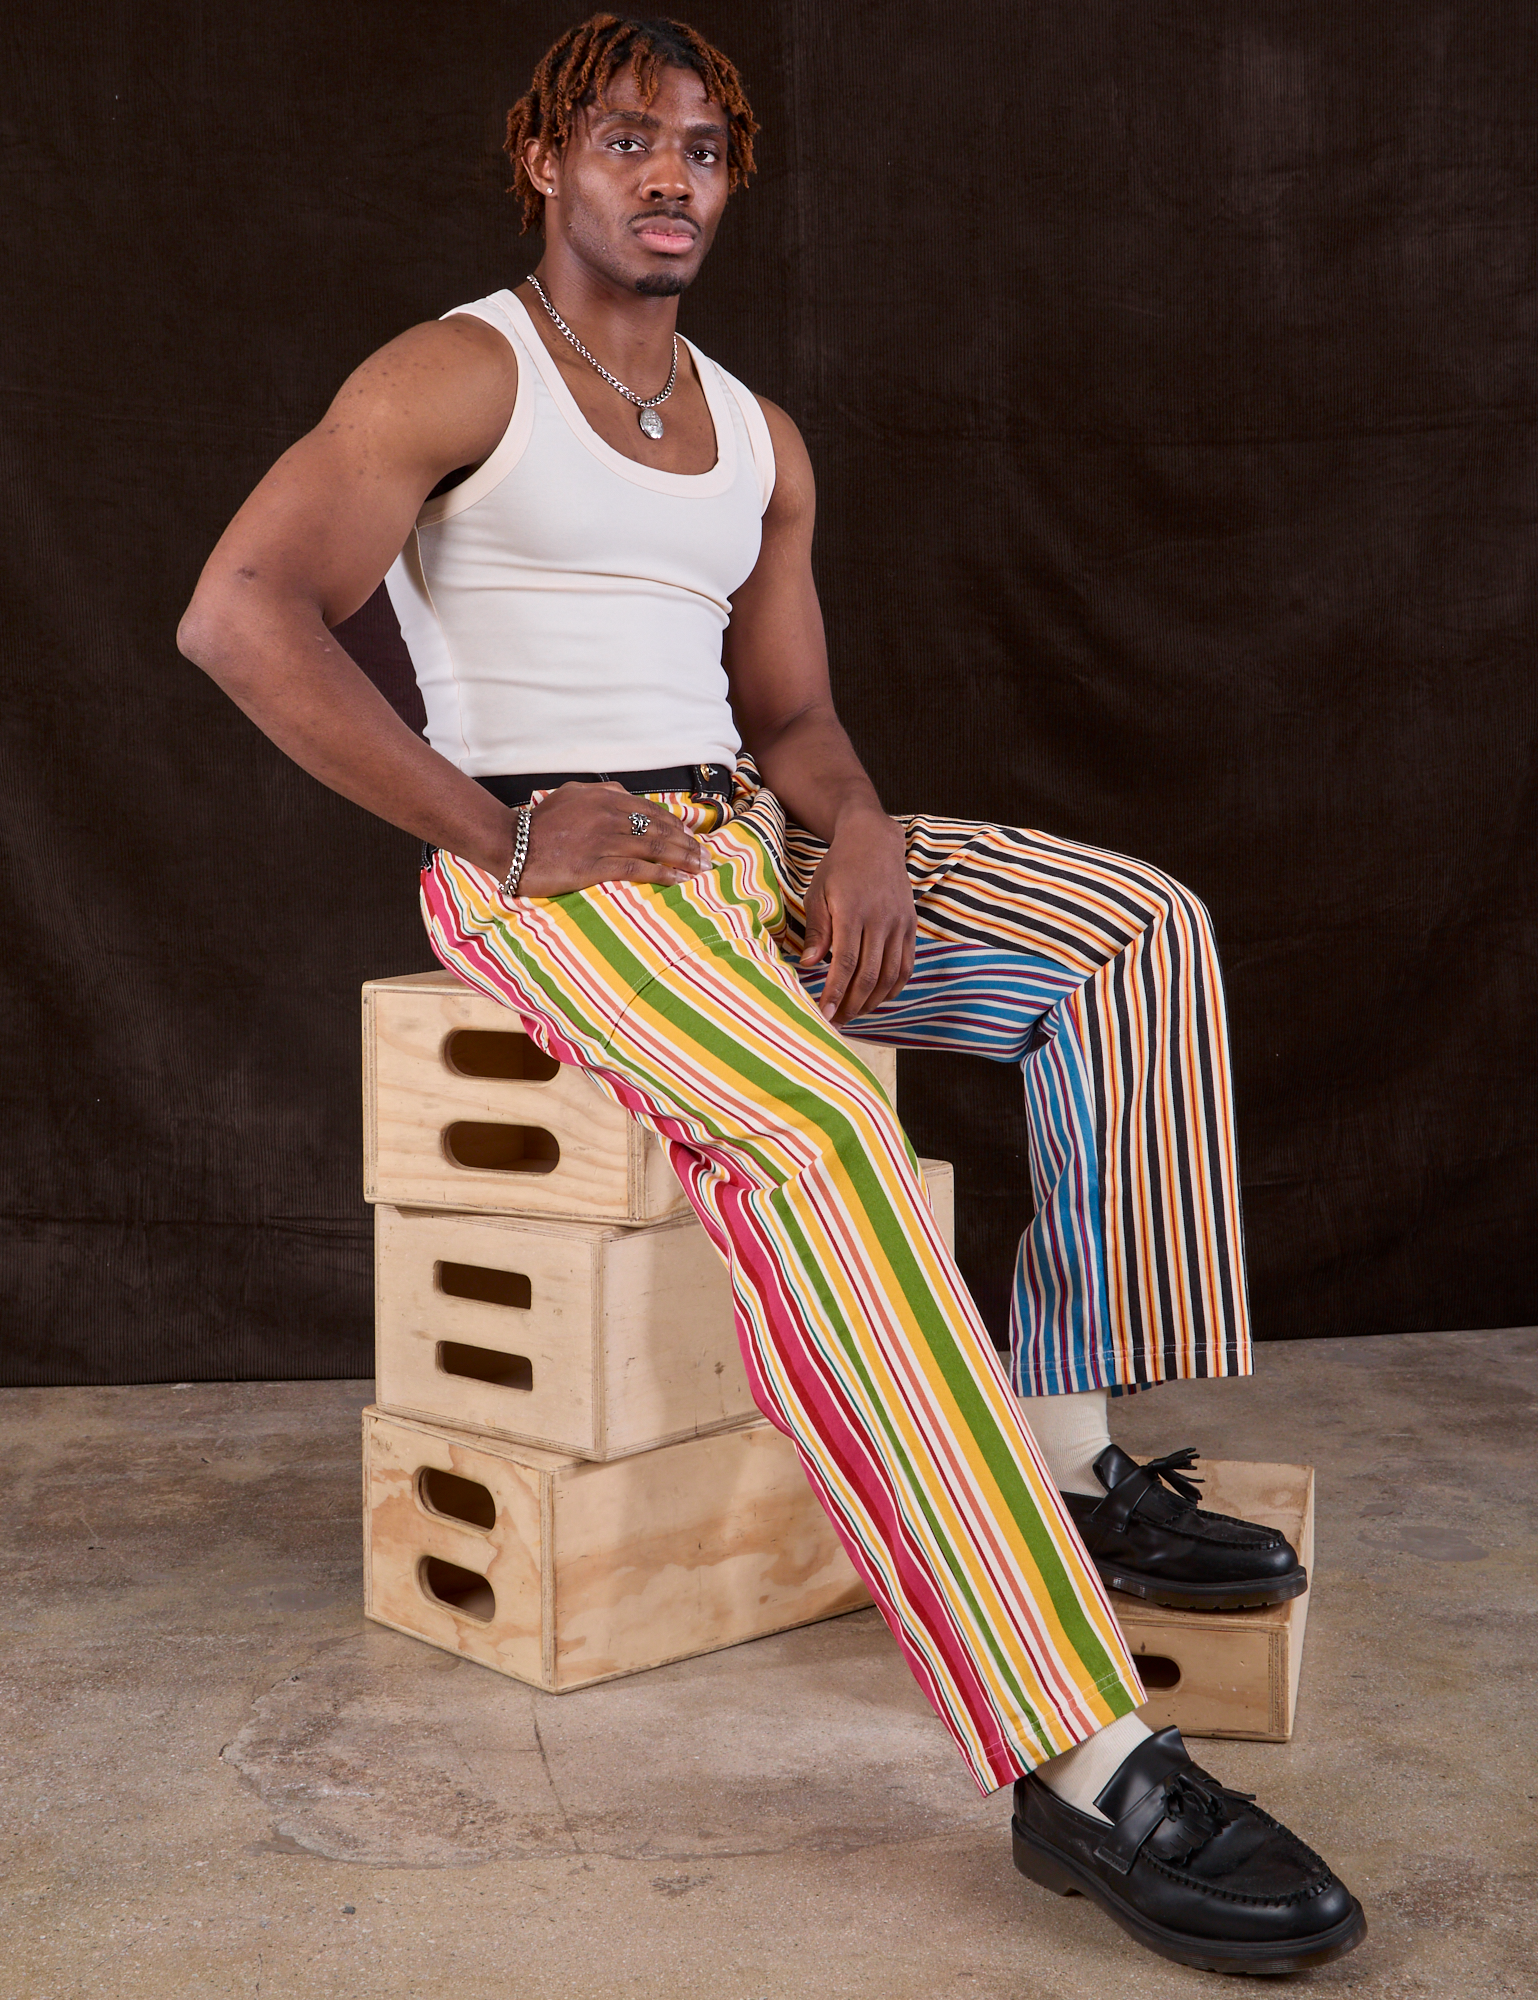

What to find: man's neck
left=525, top=246, right=682, bottom=382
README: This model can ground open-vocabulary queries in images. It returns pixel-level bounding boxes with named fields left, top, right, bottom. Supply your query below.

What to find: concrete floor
left=3, top=1328, right=1534, bottom=1999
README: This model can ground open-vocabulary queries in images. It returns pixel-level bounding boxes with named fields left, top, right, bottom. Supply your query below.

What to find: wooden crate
left=363, top=970, right=900, bottom=1224
left=373, top=1160, right=956, bottom=1461
left=362, top=1405, right=871, bottom=1691
left=1113, top=1460, right=1315, bottom=1743
left=919, top=1156, right=954, bottom=1253
left=374, top=1203, right=749, bottom=1460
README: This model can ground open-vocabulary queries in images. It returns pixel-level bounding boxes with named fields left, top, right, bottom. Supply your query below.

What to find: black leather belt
left=476, top=763, right=734, bottom=808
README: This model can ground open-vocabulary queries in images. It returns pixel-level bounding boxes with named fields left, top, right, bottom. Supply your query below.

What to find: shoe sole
left=1097, top=1563, right=1310, bottom=1612
left=1011, top=1814, right=1367, bottom=1975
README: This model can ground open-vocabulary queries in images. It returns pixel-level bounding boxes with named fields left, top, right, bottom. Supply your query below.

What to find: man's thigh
left=423, top=833, right=904, bottom=1152
left=783, top=813, right=1190, bottom=1056
left=802, top=934, right=1078, bottom=1061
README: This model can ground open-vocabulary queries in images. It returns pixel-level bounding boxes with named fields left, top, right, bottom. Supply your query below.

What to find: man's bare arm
left=178, top=315, right=524, bottom=873
left=723, top=402, right=915, bottom=1021
left=724, top=404, right=890, bottom=842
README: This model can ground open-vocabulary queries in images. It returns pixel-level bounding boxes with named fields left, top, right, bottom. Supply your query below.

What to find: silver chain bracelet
left=498, top=805, right=533, bottom=900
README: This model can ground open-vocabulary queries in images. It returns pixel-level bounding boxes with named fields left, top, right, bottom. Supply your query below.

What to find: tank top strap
left=701, top=355, right=776, bottom=514
left=418, top=294, right=541, bottom=525
left=444, top=291, right=529, bottom=344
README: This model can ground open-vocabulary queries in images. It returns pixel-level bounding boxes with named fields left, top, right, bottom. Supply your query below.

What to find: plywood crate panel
left=362, top=1405, right=871, bottom=1691
left=1113, top=1460, right=1315, bottom=1743
left=374, top=1203, right=749, bottom=1460
left=363, top=970, right=899, bottom=1224
left=918, top=1157, right=954, bottom=1253
left=373, top=1161, right=956, bottom=1461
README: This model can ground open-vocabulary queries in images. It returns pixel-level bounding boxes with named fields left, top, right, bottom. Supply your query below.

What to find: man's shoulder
left=310, top=307, right=518, bottom=481
left=345, top=309, right=518, bottom=419
left=750, top=391, right=798, bottom=437
left=748, top=394, right=810, bottom=485
left=398, top=303, right=519, bottom=381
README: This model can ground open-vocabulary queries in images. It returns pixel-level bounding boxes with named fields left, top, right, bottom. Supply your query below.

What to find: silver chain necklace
left=526, top=272, right=679, bottom=439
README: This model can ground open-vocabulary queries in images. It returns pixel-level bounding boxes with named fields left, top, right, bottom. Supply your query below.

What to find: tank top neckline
left=492, top=289, right=738, bottom=499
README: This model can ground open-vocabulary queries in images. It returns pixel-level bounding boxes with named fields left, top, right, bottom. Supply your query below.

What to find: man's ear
left=523, top=138, right=558, bottom=198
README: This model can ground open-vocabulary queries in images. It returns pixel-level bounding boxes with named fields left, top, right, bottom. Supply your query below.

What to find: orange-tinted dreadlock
left=504, top=15, right=758, bottom=233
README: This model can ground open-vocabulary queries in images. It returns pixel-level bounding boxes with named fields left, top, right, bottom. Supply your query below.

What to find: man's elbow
left=177, top=584, right=257, bottom=698
left=178, top=582, right=225, bottom=665
left=176, top=600, right=211, bottom=667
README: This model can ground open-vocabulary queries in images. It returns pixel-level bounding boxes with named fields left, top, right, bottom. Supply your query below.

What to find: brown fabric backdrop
left=4, top=2, right=1536, bottom=1384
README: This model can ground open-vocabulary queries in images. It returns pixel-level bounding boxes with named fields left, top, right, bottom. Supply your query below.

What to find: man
left=180, top=14, right=1364, bottom=1974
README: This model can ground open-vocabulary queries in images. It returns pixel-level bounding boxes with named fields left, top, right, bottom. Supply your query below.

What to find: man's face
left=533, top=63, right=730, bottom=295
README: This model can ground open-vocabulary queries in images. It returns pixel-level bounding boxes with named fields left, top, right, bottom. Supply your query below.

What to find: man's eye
left=610, top=136, right=644, bottom=153
left=690, top=148, right=719, bottom=165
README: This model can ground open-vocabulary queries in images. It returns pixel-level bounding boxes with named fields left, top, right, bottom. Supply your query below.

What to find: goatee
left=635, top=271, right=689, bottom=297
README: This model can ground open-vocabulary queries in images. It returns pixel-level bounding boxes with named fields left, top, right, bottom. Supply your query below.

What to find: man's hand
left=798, top=808, right=916, bottom=1023
left=515, top=782, right=708, bottom=897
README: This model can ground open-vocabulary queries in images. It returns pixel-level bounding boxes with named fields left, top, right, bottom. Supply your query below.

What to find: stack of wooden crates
left=359, top=969, right=1313, bottom=1741
left=358, top=968, right=956, bottom=1694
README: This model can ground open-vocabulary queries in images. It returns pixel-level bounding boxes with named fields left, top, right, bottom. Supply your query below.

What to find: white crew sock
left=1019, top=1386, right=1112, bottom=1495
left=1035, top=1709, right=1153, bottom=1822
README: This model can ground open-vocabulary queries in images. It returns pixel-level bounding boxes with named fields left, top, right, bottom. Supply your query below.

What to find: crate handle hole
left=1136, top=1654, right=1182, bottom=1690
left=436, top=1261, right=532, bottom=1312
left=443, top=1122, right=560, bottom=1174
left=445, top=1029, right=561, bottom=1083
left=419, top=1555, right=497, bottom=1622
left=417, top=1467, right=498, bottom=1531
left=436, top=1341, right=534, bottom=1393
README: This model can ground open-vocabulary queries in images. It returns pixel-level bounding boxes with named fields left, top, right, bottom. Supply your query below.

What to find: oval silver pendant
left=638, top=407, right=664, bottom=439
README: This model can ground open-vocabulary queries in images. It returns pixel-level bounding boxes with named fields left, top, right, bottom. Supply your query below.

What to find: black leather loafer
left=1062, top=1445, right=1308, bottom=1610
left=1013, top=1726, right=1366, bottom=1975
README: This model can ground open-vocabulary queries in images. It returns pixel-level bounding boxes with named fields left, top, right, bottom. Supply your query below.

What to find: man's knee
left=1133, top=863, right=1219, bottom=956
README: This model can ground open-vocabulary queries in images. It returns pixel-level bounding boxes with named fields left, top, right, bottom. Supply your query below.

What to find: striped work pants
left=420, top=773, right=1250, bottom=1790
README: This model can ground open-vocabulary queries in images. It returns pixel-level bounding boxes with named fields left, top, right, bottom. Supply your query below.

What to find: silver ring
left=629, top=812, right=651, bottom=836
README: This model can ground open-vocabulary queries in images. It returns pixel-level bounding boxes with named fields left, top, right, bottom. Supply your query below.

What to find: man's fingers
left=617, top=789, right=692, bottom=832
left=815, top=916, right=857, bottom=1016
left=826, top=914, right=918, bottom=1022
left=865, top=931, right=911, bottom=1015
left=831, top=927, right=889, bottom=1024
left=817, top=952, right=857, bottom=1020
left=604, top=855, right=706, bottom=887
left=620, top=792, right=704, bottom=870
left=817, top=908, right=868, bottom=1021
left=638, top=825, right=702, bottom=867
left=800, top=889, right=833, bottom=968
left=886, top=923, right=918, bottom=1004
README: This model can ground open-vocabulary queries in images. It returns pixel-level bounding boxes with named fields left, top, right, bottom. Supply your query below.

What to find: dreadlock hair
left=504, top=15, right=758, bottom=233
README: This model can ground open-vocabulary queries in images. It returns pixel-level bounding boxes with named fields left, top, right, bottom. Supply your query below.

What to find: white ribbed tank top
left=384, top=290, right=775, bottom=777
